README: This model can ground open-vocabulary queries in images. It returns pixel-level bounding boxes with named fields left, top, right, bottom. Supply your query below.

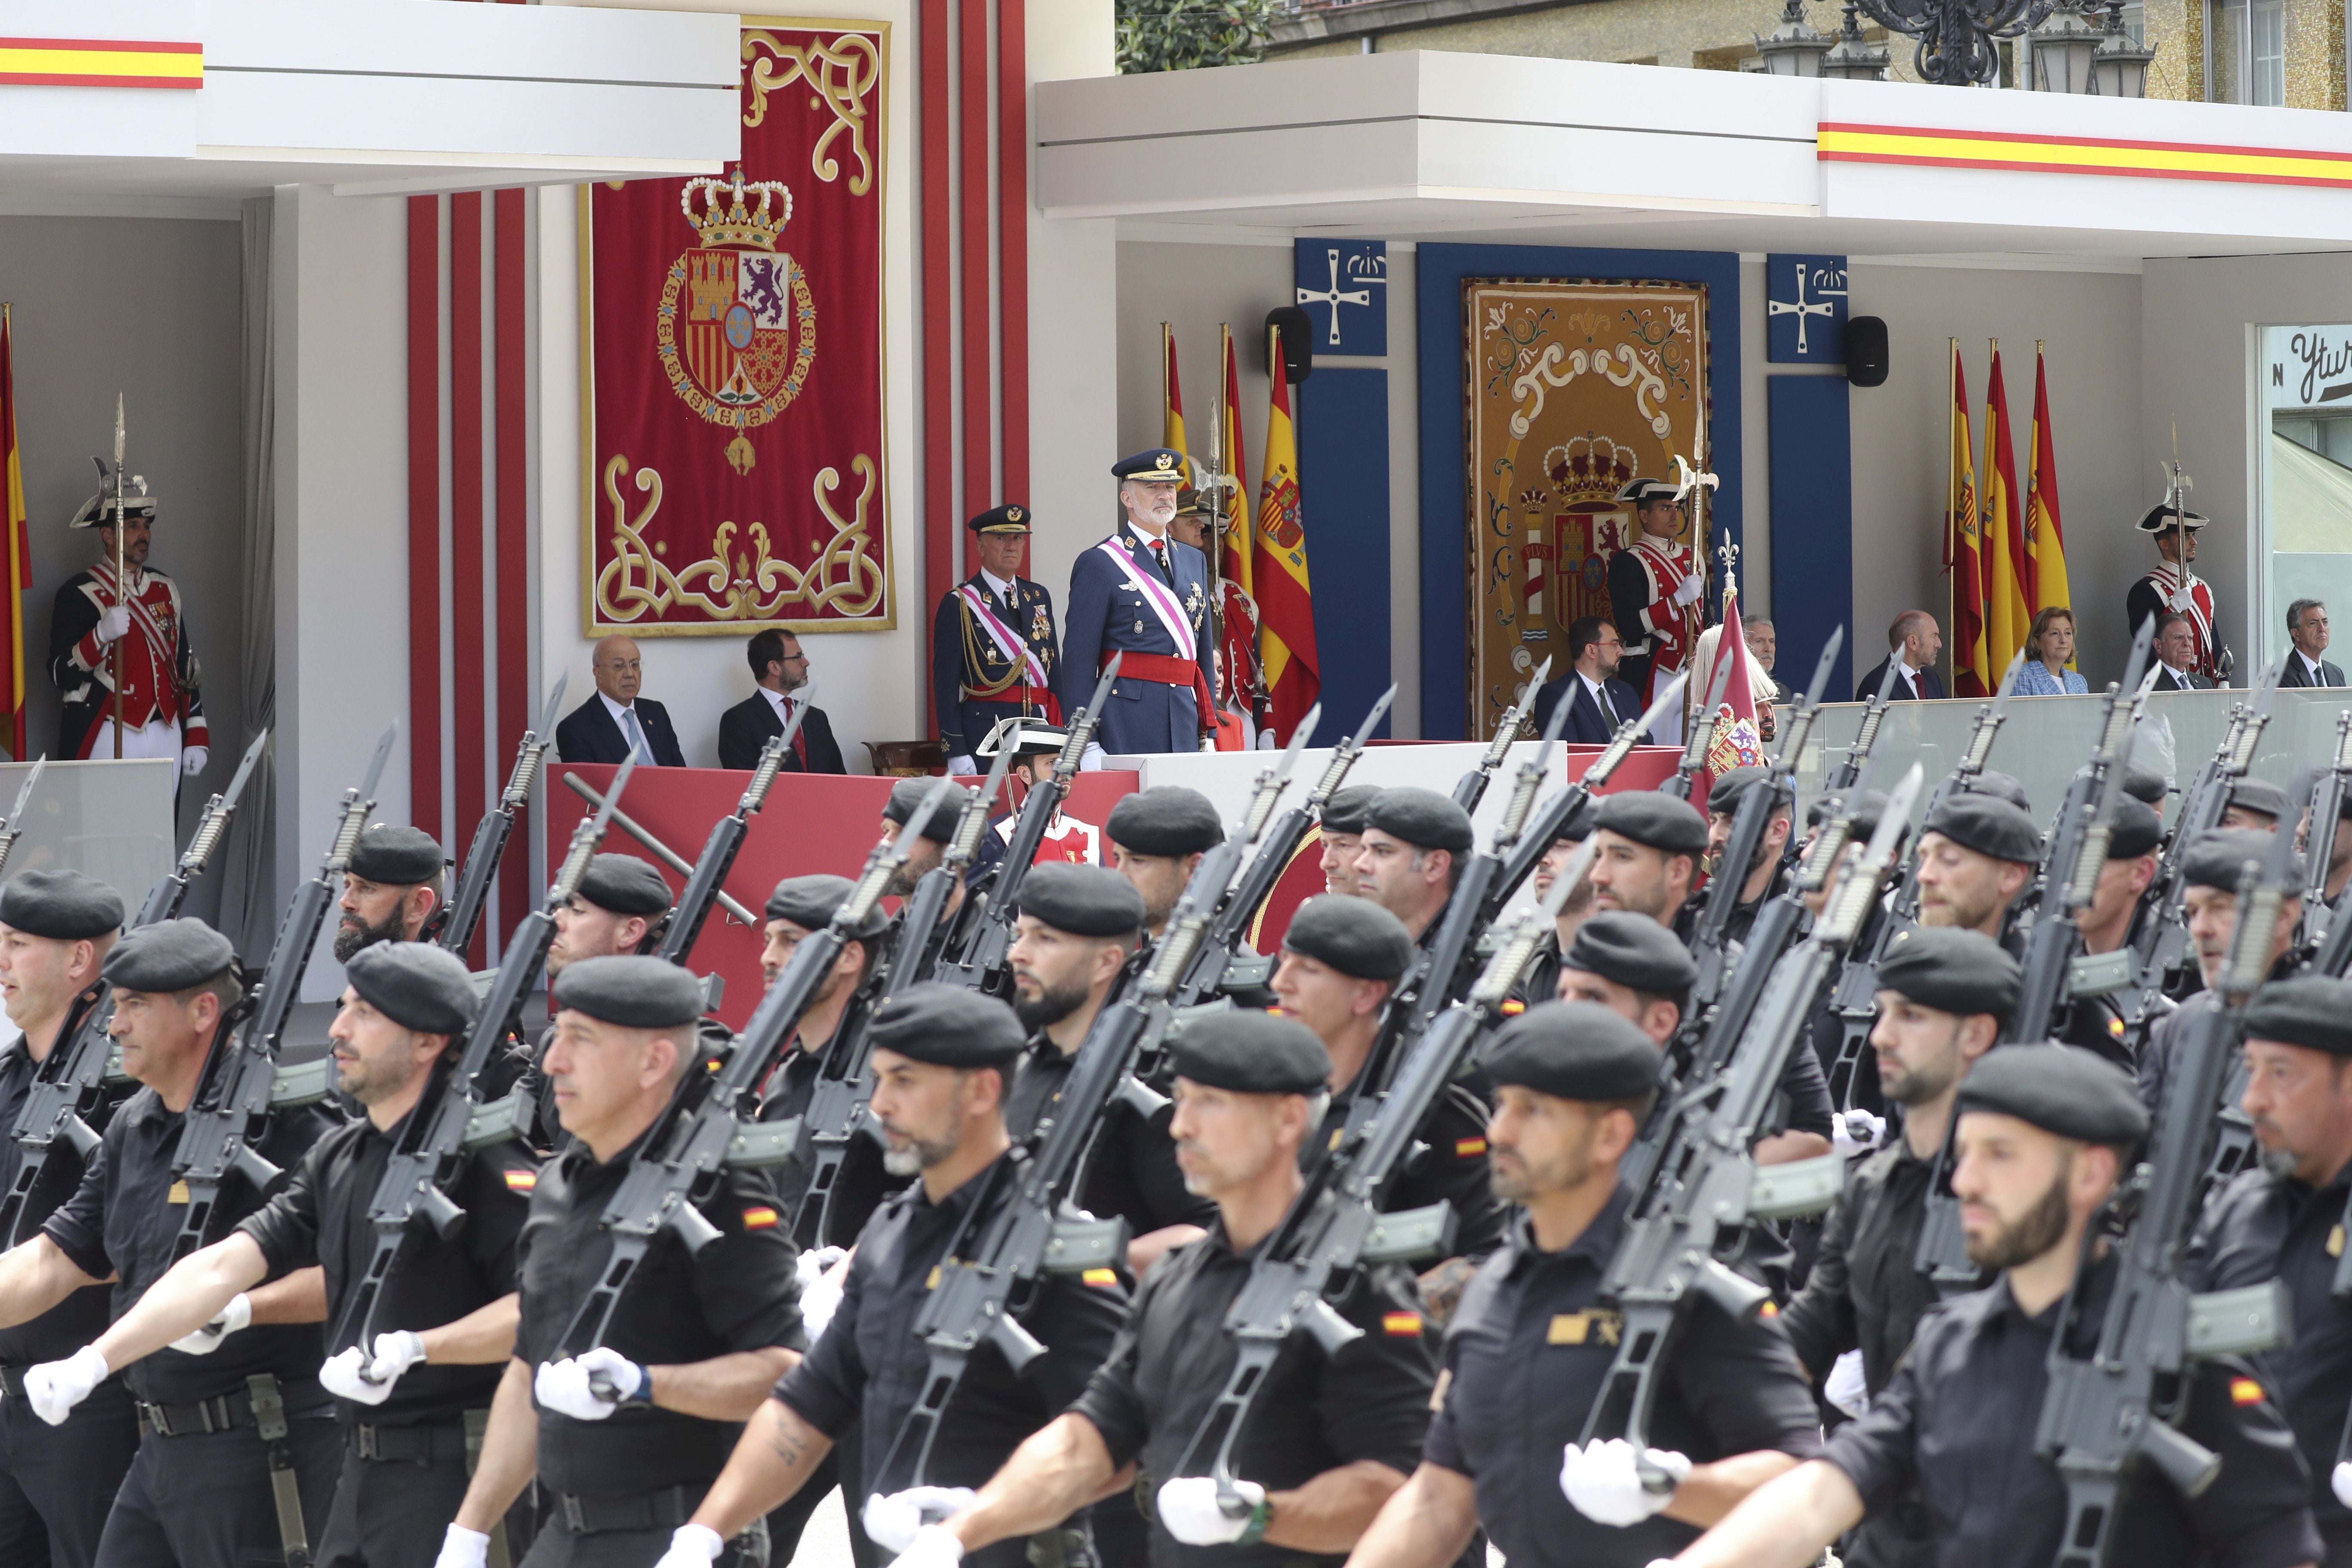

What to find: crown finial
left=679, top=165, right=794, bottom=252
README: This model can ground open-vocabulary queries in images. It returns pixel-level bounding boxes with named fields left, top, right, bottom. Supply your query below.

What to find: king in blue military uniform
left=931, top=504, right=1063, bottom=772
left=1060, top=449, right=1214, bottom=756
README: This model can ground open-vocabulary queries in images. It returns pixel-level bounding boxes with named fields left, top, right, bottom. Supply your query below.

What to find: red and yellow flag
left=1948, top=343, right=1991, bottom=698
left=1255, top=330, right=1319, bottom=744
left=1215, top=326, right=1262, bottom=719
left=0, top=308, right=29, bottom=758
left=1161, top=322, right=1186, bottom=458
left=1982, top=344, right=2029, bottom=677
left=1706, top=594, right=1767, bottom=779
left=2024, top=346, right=2072, bottom=645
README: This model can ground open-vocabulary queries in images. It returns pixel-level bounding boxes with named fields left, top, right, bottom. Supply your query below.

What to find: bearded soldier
left=49, top=469, right=208, bottom=775
left=1605, top=478, right=1700, bottom=742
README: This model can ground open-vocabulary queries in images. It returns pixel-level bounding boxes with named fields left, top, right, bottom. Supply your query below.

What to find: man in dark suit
left=554, top=634, right=686, bottom=766
left=2282, top=598, right=2346, bottom=689
left=1853, top=608, right=1948, bottom=702
left=718, top=628, right=847, bottom=773
left=2149, top=610, right=2210, bottom=691
left=1060, top=449, right=1214, bottom=755
left=1531, top=616, right=1640, bottom=744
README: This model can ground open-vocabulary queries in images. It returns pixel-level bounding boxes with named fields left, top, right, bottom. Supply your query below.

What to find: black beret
left=575, top=854, right=672, bottom=917
left=1873, top=927, right=2020, bottom=1020
left=1963, top=771, right=2033, bottom=813
left=764, top=873, right=886, bottom=940
left=1563, top=912, right=1698, bottom=1001
left=966, top=503, right=1031, bottom=535
left=2121, top=762, right=2170, bottom=807
left=344, top=941, right=478, bottom=1036
left=2227, top=778, right=2288, bottom=823
left=1957, top=1044, right=2148, bottom=1145
left=1705, top=767, right=1774, bottom=819
left=1553, top=794, right=1600, bottom=845
left=1481, top=1001, right=1661, bottom=1102
left=884, top=778, right=962, bottom=843
left=2245, top=976, right=2352, bottom=1056
left=1170, top=1010, right=1330, bottom=1095
left=1282, top=895, right=1413, bottom=982
left=1364, top=787, right=1474, bottom=856
left=0, top=870, right=124, bottom=941
left=1807, top=790, right=1890, bottom=842
left=868, top=983, right=1026, bottom=1068
left=1922, top=792, right=2043, bottom=866
left=1594, top=790, right=1710, bottom=857
left=2182, top=828, right=2278, bottom=893
left=101, top=918, right=236, bottom=993
left=1016, top=863, right=1146, bottom=938
left=1105, top=787, right=1223, bottom=857
left=551, top=955, right=704, bottom=1031
left=348, top=824, right=444, bottom=886
left=1319, top=786, right=1381, bottom=838
left=2107, top=799, right=2163, bottom=861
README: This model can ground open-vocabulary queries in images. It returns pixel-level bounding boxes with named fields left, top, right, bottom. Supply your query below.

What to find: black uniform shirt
left=1422, top=1188, right=1822, bottom=1568
left=1312, top=1071, right=1506, bottom=1262
left=1069, top=1220, right=1436, bottom=1568
left=2139, top=989, right=2216, bottom=1117
left=2187, top=1162, right=2352, bottom=1553
left=0, top=999, right=119, bottom=1365
left=1779, top=1136, right=1977, bottom=1393
left=235, top=1088, right=537, bottom=1425
left=1513, top=928, right=1564, bottom=1012
left=1004, top=1038, right=1213, bottom=1241
left=775, top=1151, right=1127, bottom=1498
left=1823, top=1255, right=2321, bottom=1568
left=756, top=1024, right=903, bottom=1249
left=45, top=1082, right=340, bottom=1406
left=512, top=1125, right=803, bottom=1498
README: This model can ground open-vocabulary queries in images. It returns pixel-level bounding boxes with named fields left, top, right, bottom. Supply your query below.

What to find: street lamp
left=2028, top=0, right=2105, bottom=90
left=2087, top=0, right=2156, bottom=93
left=1848, top=0, right=2042, bottom=83
left=1822, top=0, right=1894, bottom=77
left=1755, top=0, right=1836, bottom=75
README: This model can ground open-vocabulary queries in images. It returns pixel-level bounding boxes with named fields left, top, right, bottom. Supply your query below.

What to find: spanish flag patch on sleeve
left=2231, top=1377, right=2266, bottom=1407
left=1081, top=1268, right=1119, bottom=1287
left=742, top=1207, right=779, bottom=1230
left=1453, top=1137, right=1488, bottom=1158
left=1500, top=1000, right=1527, bottom=1016
left=502, top=1170, right=537, bottom=1192
left=1382, top=1312, right=1423, bottom=1338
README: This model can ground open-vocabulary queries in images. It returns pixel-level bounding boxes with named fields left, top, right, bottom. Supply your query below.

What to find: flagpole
left=1947, top=337, right=1957, bottom=695
left=110, top=394, right=124, bottom=760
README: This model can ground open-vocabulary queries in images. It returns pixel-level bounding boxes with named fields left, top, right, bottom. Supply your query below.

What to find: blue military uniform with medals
left=1060, top=450, right=1212, bottom=756
left=931, top=504, right=1063, bottom=761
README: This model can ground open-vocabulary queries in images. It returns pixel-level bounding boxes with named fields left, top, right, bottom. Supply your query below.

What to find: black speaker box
left=1263, top=306, right=1313, bottom=384
left=1846, top=316, right=1889, bottom=387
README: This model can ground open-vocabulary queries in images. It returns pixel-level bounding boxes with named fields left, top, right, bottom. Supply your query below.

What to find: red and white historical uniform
left=1607, top=533, right=1698, bottom=717
left=49, top=557, right=206, bottom=762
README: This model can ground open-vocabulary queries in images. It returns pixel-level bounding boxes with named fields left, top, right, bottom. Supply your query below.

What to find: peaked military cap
left=0, top=869, right=123, bottom=941
left=2135, top=501, right=2209, bottom=533
left=1963, top=771, right=2034, bottom=813
left=1106, top=787, right=1223, bottom=857
left=2120, top=762, right=2170, bottom=807
left=576, top=854, right=672, bottom=918
left=885, top=777, right=963, bottom=843
left=1112, top=449, right=1188, bottom=485
left=869, top=983, right=1026, bottom=1069
left=1616, top=477, right=1679, bottom=507
left=2227, top=778, right=2289, bottom=823
left=1282, top=895, right=1413, bottom=982
left=1017, top=863, right=1146, bottom=938
left=1564, top=912, right=1698, bottom=1001
left=349, top=824, right=444, bottom=886
left=1170, top=1010, right=1329, bottom=1095
left=2181, top=827, right=2279, bottom=893
left=968, top=504, right=1032, bottom=535
left=102, top=918, right=235, bottom=993
left=765, top=873, right=886, bottom=940
left=1481, top=1001, right=1660, bottom=1102
left=1921, top=792, right=2043, bottom=866
left=552, top=954, right=704, bottom=1031
left=2107, top=798, right=2164, bottom=861
left=1365, top=787, right=1474, bottom=856
left=2246, top=976, right=2352, bottom=1056
left=1594, top=790, right=1710, bottom=857
left=1807, top=789, right=1890, bottom=842
left=345, top=940, right=478, bottom=1037
left=1705, top=767, right=1779, bottom=819
left=1319, top=786, right=1382, bottom=838
left=1957, top=1044, right=2147, bottom=1145
left=1874, top=927, right=2020, bottom=1020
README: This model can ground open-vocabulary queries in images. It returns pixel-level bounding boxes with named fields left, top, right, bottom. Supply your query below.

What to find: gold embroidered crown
left=681, top=167, right=793, bottom=251
left=1544, top=435, right=1638, bottom=512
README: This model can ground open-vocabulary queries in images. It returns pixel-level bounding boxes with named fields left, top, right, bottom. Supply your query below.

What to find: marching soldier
left=882, top=776, right=972, bottom=907
left=1701, top=769, right=1791, bottom=948
left=337, top=824, right=449, bottom=963
left=1516, top=799, right=1600, bottom=1009
left=2139, top=828, right=2306, bottom=1115
left=934, top=506, right=1063, bottom=775
left=2051, top=797, right=2162, bottom=1071
left=0, top=920, right=343, bottom=1565
left=886, top=1012, right=1437, bottom=1567
left=0, top=871, right=135, bottom=1567
left=1318, top=787, right=1381, bottom=899
left=1104, top=788, right=1224, bottom=942
left=1342, top=1002, right=1822, bottom=1568
left=1660, top=1047, right=2320, bottom=1568
left=30, top=942, right=536, bottom=1568
left=2226, top=779, right=2291, bottom=833
left=49, top=469, right=209, bottom=774
left=523, top=852, right=677, bottom=1142
left=1912, top=793, right=2042, bottom=944
left=1606, top=478, right=1701, bottom=743
left=1353, top=789, right=1475, bottom=947
left=1061, top=451, right=1215, bottom=757
left=2128, top=501, right=2228, bottom=685
left=755, top=875, right=894, bottom=1237
left=1585, top=793, right=1711, bottom=941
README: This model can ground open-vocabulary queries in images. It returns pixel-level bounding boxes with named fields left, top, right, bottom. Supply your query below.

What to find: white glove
left=1559, top=1437, right=1691, bottom=1527
left=863, top=1488, right=979, bottom=1554
left=1672, top=574, right=1704, bottom=607
left=369, top=1329, right=429, bottom=1387
left=1832, top=1110, right=1885, bottom=1160
left=1825, top=1349, right=1871, bottom=1418
left=171, top=1292, right=251, bottom=1355
left=2168, top=588, right=2198, bottom=612
left=1155, top=1476, right=1264, bottom=1546
left=321, top=1329, right=428, bottom=1404
left=181, top=746, right=208, bottom=778
left=655, top=1523, right=725, bottom=1568
left=433, top=1524, right=492, bottom=1568
left=23, top=1345, right=108, bottom=1427
left=800, top=1268, right=845, bottom=1347
left=1255, top=730, right=1277, bottom=750
left=2334, top=1459, right=2352, bottom=1510
left=947, top=755, right=976, bottom=776
left=795, top=1245, right=847, bottom=1289
left=94, top=605, right=130, bottom=643
left=1079, top=742, right=1106, bottom=772
left=887, top=1524, right=967, bottom=1568
left=534, top=1348, right=641, bottom=1421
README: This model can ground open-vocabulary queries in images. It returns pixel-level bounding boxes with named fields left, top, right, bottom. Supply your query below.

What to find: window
left=2213, top=0, right=2285, bottom=102
left=2252, top=0, right=2284, bottom=102
left=2257, top=326, right=2352, bottom=672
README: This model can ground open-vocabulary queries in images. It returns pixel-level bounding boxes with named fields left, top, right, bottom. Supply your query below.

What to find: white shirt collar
left=980, top=569, right=1015, bottom=600
left=2162, top=662, right=2192, bottom=682
left=764, top=686, right=793, bottom=717
left=2300, top=649, right=2326, bottom=677
left=599, top=692, right=637, bottom=726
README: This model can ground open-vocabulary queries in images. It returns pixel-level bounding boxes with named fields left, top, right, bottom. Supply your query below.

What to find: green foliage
left=1116, top=0, right=1278, bottom=73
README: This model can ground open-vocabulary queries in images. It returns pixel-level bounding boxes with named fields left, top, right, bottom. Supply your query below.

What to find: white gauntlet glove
left=1078, top=743, right=1106, bottom=772
left=171, top=1292, right=251, bottom=1355
left=888, top=1524, right=967, bottom=1568
left=94, top=605, right=130, bottom=644
left=325, top=1331, right=429, bottom=1405
left=23, top=1344, right=108, bottom=1427
left=181, top=746, right=209, bottom=778
left=863, top=1488, right=979, bottom=1554
left=1825, top=1348, right=1871, bottom=1418
left=1156, top=1476, right=1266, bottom=1546
left=2334, top=1460, right=2352, bottom=1510
left=1559, top=1438, right=1691, bottom=1527
left=1833, top=1110, right=1885, bottom=1159
left=533, top=1347, right=643, bottom=1421
left=947, top=755, right=977, bottom=776
left=432, top=1524, right=491, bottom=1568
left=1672, top=574, right=1704, bottom=607
left=654, top=1523, right=725, bottom=1568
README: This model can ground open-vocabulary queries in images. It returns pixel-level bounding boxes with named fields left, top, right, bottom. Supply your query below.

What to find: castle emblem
left=655, top=166, right=819, bottom=475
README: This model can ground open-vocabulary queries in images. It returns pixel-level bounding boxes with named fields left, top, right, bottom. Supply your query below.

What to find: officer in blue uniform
left=931, top=505, right=1062, bottom=774
left=1060, top=450, right=1213, bottom=756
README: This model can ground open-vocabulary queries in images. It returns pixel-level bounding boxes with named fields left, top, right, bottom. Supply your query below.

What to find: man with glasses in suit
left=556, top=636, right=686, bottom=768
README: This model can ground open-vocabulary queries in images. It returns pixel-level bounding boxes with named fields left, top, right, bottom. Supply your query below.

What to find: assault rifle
left=1488, top=675, right=1690, bottom=912
left=170, top=723, right=399, bottom=1258
left=1826, top=656, right=1904, bottom=795
left=1168, top=833, right=1596, bottom=1519
left=0, top=754, right=44, bottom=887
left=655, top=721, right=798, bottom=965
left=1659, top=655, right=1736, bottom=803
left=1453, top=657, right=1549, bottom=812
left=2302, top=710, right=2352, bottom=956
left=332, top=752, right=640, bottom=1366
left=138, top=735, right=269, bottom=927
left=890, top=743, right=1017, bottom=996
left=1584, top=765, right=1923, bottom=1474
left=2035, top=793, right=2303, bottom=1568
left=559, top=778, right=956, bottom=1358
left=439, top=677, right=565, bottom=958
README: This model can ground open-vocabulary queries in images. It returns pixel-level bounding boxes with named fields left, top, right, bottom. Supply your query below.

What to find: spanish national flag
left=1216, top=325, right=1263, bottom=720
left=1981, top=344, right=2030, bottom=678
left=1255, top=328, right=1320, bottom=744
left=1948, top=343, right=1990, bottom=699
left=2024, top=345, right=2072, bottom=650
left=0, top=307, right=28, bottom=758
left=1161, top=322, right=1186, bottom=459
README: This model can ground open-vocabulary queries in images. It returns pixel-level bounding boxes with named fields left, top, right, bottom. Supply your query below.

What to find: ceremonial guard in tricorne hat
left=1605, top=476, right=1701, bottom=735
left=49, top=458, right=208, bottom=772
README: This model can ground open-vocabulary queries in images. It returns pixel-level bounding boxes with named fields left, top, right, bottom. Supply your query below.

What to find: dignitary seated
left=1531, top=617, right=1640, bottom=744
left=2283, top=599, right=2345, bottom=689
left=2015, top=607, right=2089, bottom=695
left=718, top=629, right=845, bottom=773
left=2150, top=612, right=2211, bottom=692
left=556, top=635, right=685, bottom=766
left=1853, top=611, right=1946, bottom=702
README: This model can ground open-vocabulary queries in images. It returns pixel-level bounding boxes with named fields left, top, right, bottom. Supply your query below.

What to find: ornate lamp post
left=1845, top=0, right=2048, bottom=84
left=2028, top=0, right=2106, bottom=89
left=2087, top=0, right=2157, bottom=94
left=1822, top=0, right=1894, bottom=77
left=1755, top=0, right=1836, bottom=74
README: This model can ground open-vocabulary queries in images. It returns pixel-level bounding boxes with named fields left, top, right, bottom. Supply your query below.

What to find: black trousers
left=0, top=1379, right=139, bottom=1568
left=316, top=1430, right=471, bottom=1568
left=93, top=1412, right=341, bottom=1568
left=518, top=1516, right=765, bottom=1568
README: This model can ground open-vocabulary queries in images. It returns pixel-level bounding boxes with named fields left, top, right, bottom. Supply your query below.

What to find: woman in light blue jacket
left=2016, top=605, right=2089, bottom=695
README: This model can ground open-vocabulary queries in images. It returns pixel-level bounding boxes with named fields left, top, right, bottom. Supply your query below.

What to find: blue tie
left=623, top=707, right=655, bottom=765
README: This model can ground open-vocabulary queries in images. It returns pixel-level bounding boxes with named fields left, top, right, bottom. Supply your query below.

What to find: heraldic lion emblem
left=655, top=165, right=819, bottom=475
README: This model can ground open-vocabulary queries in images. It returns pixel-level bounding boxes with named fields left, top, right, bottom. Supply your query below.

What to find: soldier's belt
left=963, top=682, right=1063, bottom=722
left=1099, top=652, right=1197, bottom=686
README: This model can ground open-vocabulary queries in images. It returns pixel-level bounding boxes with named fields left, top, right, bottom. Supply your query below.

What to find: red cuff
left=73, top=631, right=106, bottom=673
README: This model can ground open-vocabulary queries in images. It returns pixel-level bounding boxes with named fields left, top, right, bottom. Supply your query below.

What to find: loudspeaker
left=1846, top=316, right=1889, bottom=387
left=1263, top=306, right=1313, bottom=385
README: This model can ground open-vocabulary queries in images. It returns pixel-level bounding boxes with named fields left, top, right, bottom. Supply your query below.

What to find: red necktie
left=782, top=697, right=808, bottom=767
left=1149, top=539, right=1171, bottom=582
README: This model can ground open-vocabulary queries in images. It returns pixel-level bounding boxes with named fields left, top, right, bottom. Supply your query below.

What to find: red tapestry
left=581, top=22, right=891, bottom=634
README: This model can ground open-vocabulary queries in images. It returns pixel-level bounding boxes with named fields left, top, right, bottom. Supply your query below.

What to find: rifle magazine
left=1746, top=1154, right=1846, bottom=1222
left=727, top=1117, right=803, bottom=1170
left=462, top=1093, right=532, bottom=1152
left=2185, top=1280, right=2291, bottom=1359
left=1039, top=1215, right=1128, bottom=1275
left=269, top=1058, right=334, bottom=1109
left=1359, top=1202, right=1455, bottom=1266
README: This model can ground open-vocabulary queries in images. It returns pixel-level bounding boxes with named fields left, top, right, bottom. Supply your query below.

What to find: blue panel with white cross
left=1294, top=239, right=1387, bottom=357
left=1765, top=254, right=1849, bottom=365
